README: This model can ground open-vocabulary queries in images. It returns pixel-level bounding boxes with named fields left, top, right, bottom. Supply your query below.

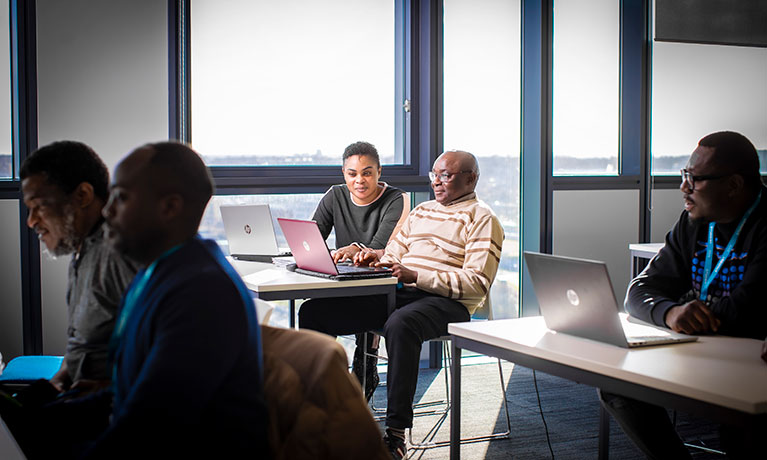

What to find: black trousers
left=598, top=390, right=691, bottom=460
left=599, top=390, right=767, bottom=459
left=0, top=381, right=111, bottom=459
left=298, top=287, right=470, bottom=429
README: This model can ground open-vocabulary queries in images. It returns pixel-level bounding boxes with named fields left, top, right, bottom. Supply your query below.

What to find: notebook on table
left=277, top=218, right=393, bottom=281
left=523, top=251, right=698, bottom=348
left=220, top=204, right=291, bottom=262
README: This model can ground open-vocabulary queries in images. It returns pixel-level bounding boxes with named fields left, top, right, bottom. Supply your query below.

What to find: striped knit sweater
left=380, top=192, right=504, bottom=314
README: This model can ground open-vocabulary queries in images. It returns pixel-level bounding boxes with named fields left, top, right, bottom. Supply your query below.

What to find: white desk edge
left=449, top=317, right=767, bottom=414
left=228, top=258, right=398, bottom=292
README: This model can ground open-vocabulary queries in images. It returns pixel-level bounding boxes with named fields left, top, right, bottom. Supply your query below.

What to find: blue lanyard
left=109, top=244, right=183, bottom=384
left=700, top=191, right=761, bottom=301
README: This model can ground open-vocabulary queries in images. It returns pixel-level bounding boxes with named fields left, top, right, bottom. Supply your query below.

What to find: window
left=552, top=0, right=619, bottom=175
left=0, top=0, right=11, bottom=179
left=443, top=0, right=521, bottom=319
left=190, top=0, right=399, bottom=167
left=651, top=42, right=767, bottom=175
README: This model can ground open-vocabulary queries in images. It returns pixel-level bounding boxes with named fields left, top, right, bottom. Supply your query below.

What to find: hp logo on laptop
left=566, top=289, right=580, bottom=306
left=302, top=240, right=311, bottom=252
left=244, top=224, right=251, bottom=234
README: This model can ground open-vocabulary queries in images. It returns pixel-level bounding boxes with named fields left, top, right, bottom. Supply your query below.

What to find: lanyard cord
left=109, top=243, right=183, bottom=386
left=700, top=191, right=762, bottom=301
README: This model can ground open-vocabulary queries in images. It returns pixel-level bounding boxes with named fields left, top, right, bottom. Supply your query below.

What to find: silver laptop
left=523, top=251, right=698, bottom=348
left=220, top=205, right=291, bottom=263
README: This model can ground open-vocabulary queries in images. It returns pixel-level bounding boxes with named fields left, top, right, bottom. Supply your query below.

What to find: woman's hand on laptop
left=353, top=248, right=380, bottom=266
left=664, top=300, right=720, bottom=335
left=332, top=245, right=360, bottom=263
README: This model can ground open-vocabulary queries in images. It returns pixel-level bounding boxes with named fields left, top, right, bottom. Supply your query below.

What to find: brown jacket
left=261, top=325, right=390, bottom=460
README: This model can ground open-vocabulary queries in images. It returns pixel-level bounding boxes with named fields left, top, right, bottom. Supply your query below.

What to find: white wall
left=35, top=0, right=168, bottom=354
left=650, top=188, right=684, bottom=243
left=552, top=189, right=640, bottom=308
left=0, top=200, right=22, bottom=360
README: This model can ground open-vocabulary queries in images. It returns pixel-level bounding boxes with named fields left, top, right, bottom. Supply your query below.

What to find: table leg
left=289, top=299, right=296, bottom=329
left=450, top=339, right=461, bottom=460
left=598, top=403, right=610, bottom=460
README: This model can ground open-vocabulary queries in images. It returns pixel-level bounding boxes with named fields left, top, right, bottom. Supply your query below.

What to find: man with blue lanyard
left=600, top=131, right=767, bottom=460
left=84, top=142, right=269, bottom=458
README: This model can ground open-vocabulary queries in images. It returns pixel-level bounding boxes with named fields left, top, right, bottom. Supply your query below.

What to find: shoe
left=352, top=346, right=380, bottom=402
left=383, top=429, right=407, bottom=460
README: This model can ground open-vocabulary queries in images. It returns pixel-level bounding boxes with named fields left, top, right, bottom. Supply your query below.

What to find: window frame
left=171, top=0, right=434, bottom=196
left=9, top=0, right=43, bottom=355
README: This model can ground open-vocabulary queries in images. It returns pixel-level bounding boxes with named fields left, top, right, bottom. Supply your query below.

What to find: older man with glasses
left=299, top=150, right=504, bottom=460
left=600, top=131, right=767, bottom=460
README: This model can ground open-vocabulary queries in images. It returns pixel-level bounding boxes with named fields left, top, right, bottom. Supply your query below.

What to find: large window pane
left=0, top=0, right=11, bottom=179
left=443, top=0, right=521, bottom=319
left=552, top=0, right=619, bottom=175
left=651, top=42, right=767, bottom=175
left=190, top=0, right=398, bottom=167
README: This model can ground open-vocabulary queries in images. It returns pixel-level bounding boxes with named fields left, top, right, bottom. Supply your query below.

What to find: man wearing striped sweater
left=299, top=150, right=504, bottom=459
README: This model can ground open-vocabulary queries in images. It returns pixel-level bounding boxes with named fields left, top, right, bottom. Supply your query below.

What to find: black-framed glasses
left=680, top=168, right=729, bottom=191
left=428, top=170, right=473, bottom=183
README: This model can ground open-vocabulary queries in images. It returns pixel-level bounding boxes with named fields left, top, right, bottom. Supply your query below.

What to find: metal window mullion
left=169, top=0, right=190, bottom=143
left=11, top=0, right=42, bottom=355
left=520, top=0, right=553, bottom=317
left=619, top=0, right=651, bottom=243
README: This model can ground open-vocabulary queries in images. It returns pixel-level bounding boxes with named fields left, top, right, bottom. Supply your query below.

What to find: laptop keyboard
left=294, top=267, right=392, bottom=280
left=337, top=264, right=385, bottom=274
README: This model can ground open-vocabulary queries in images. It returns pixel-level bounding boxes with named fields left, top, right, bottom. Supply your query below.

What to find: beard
left=40, top=203, right=81, bottom=259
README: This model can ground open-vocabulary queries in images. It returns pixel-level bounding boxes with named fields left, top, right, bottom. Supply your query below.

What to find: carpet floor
left=369, top=359, right=724, bottom=459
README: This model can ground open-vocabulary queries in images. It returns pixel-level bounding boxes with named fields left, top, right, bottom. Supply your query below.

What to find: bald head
left=104, top=142, right=213, bottom=264
left=141, top=142, right=214, bottom=224
left=698, top=131, right=762, bottom=193
left=431, top=150, right=480, bottom=204
left=444, top=150, right=480, bottom=175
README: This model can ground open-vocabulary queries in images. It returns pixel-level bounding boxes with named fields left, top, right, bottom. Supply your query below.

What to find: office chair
left=261, top=325, right=390, bottom=460
left=364, top=296, right=512, bottom=450
left=0, top=356, right=64, bottom=385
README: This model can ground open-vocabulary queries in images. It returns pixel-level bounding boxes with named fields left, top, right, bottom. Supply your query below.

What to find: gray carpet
left=369, top=360, right=723, bottom=459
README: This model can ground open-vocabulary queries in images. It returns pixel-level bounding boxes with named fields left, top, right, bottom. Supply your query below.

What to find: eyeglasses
left=429, top=170, right=473, bottom=183
left=680, top=168, right=729, bottom=191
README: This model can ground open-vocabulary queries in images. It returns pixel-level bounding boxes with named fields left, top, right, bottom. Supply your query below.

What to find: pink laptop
left=277, top=218, right=393, bottom=280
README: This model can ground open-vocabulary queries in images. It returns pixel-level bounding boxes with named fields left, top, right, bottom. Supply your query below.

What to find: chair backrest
left=388, top=192, right=412, bottom=244
left=0, top=356, right=63, bottom=384
left=471, top=295, right=493, bottom=321
left=260, top=325, right=390, bottom=460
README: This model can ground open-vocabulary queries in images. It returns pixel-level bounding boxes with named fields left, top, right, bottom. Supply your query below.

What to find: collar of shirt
left=444, top=192, right=477, bottom=207
left=73, top=219, right=106, bottom=268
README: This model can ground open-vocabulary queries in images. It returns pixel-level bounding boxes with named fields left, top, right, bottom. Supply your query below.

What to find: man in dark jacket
left=88, top=141, right=269, bottom=459
left=600, top=131, right=767, bottom=459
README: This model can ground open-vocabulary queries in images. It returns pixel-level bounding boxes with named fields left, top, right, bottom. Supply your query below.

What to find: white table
left=448, top=317, right=767, bottom=459
left=629, top=242, right=663, bottom=278
left=229, top=259, right=398, bottom=327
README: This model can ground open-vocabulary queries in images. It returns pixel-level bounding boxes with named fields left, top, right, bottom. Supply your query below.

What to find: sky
left=189, top=0, right=766, bottom=162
